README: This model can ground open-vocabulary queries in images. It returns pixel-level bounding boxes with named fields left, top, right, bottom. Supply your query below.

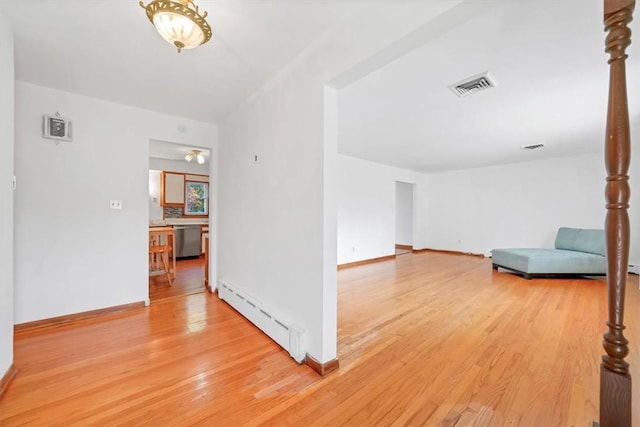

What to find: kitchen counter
left=163, top=218, right=210, bottom=226
left=149, top=218, right=210, bottom=227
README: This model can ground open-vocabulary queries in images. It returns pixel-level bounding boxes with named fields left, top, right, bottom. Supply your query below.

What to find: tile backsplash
left=163, top=206, right=183, bottom=218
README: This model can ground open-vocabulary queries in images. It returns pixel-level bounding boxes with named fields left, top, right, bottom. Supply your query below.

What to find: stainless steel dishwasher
left=174, top=225, right=202, bottom=258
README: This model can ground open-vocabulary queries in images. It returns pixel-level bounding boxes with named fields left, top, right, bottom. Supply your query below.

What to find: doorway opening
left=395, top=181, right=415, bottom=256
left=148, top=139, right=211, bottom=302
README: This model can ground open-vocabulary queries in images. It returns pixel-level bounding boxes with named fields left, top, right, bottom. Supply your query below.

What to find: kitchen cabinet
left=185, top=174, right=209, bottom=183
left=161, top=172, right=185, bottom=206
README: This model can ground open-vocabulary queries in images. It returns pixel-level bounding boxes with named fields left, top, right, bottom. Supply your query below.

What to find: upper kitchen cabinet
left=184, top=174, right=208, bottom=183
left=161, top=171, right=185, bottom=206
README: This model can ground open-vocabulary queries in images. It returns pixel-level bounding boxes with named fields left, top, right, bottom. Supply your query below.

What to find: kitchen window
left=184, top=181, right=208, bottom=216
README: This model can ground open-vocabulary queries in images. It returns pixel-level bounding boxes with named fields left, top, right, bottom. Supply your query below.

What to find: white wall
left=149, top=157, right=209, bottom=175
left=395, top=181, right=414, bottom=246
left=336, top=149, right=640, bottom=265
left=0, top=7, right=15, bottom=379
left=337, top=150, right=639, bottom=269
left=423, top=153, right=625, bottom=257
left=218, top=3, right=456, bottom=363
left=336, top=155, right=427, bottom=265
left=14, top=82, right=218, bottom=323
left=219, top=76, right=328, bottom=360
left=148, top=170, right=163, bottom=221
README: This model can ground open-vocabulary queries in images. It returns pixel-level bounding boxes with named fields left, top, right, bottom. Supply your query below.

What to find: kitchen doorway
left=148, top=139, right=211, bottom=302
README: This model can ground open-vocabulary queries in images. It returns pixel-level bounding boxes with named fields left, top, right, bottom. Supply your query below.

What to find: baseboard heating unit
left=218, top=281, right=305, bottom=363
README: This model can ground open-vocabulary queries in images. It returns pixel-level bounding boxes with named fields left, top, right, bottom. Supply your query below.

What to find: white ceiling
left=149, top=139, right=210, bottom=163
left=3, top=0, right=638, bottom=173
left=338, top=0, right=640, bottom=172
left=2, top=0, right=364, bottom=123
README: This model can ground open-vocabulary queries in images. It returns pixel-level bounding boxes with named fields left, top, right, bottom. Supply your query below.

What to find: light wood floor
left=2, top=252, right=638, bottom=426
left=149, top=256, right=206, bottom=301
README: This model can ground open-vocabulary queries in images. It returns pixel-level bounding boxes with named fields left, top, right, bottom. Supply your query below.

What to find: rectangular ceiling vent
left=521, top=143, right=545, bottom=150
left=449, top=71, right=497, bottom=98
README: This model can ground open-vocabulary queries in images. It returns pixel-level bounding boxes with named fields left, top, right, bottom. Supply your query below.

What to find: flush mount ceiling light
left=139, top=0, right=212, bottom=53
left=185, top=149, right=205, bottom=164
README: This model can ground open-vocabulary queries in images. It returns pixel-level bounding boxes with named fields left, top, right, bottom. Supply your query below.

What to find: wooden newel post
left=600, top=1, right=634, bottom=426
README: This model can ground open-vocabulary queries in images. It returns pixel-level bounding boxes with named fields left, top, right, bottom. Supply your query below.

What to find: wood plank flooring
left=1, top=252, right=638, bottom=426
left=149, top=256, right=206, bottom=301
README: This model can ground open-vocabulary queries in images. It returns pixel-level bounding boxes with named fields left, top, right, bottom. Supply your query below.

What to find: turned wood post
left=600, top=1, right=634, bottom=425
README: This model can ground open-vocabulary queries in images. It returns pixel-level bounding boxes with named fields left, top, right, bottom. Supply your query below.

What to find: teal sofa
left=492, top=227, right=607, bottom=279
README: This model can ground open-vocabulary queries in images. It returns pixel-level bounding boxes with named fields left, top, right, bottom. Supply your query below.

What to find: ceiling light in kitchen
left=185, top=149, right=205, bottom=164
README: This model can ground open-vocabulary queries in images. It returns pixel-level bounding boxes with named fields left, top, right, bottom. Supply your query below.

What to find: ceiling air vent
left=449, top=71, right=498, bottom=98
left=521, top=144, right=545, bottom=150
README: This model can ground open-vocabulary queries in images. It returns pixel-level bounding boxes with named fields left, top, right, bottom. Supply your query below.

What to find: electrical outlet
left=110, top=200, right=122, bottom=210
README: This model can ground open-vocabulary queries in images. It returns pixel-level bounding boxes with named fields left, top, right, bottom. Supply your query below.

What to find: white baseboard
left=629, top=264, right=639, bottom=275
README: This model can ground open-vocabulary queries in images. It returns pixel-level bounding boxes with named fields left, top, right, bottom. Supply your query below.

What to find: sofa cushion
left=492, top=248, right=606, bottom=274
left=554, top=227, right=605, bottom=256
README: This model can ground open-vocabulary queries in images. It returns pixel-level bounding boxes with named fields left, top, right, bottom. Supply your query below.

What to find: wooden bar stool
left=149, top=226, right=175, bottom=286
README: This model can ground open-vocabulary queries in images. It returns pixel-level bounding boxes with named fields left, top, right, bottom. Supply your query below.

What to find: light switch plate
left=110, top=200, right=122, bottom=210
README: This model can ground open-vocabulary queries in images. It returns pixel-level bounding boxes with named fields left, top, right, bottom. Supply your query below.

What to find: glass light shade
left=196, top=153, right=205, bottom=164
left=141, top=0, right=212, bottom=53
left=153, top=11, right=205, bottom=51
